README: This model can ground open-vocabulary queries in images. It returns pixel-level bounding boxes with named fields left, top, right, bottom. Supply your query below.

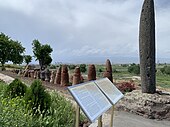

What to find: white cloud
left=0, top=0, right=170, bottom=63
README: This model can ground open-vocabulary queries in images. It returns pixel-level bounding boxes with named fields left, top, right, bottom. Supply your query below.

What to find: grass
left=156, top=73, right=170, bottom=88
left=0, top=80, right=86, bottom=127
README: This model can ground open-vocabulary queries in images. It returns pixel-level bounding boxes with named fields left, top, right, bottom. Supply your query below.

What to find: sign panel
left=68, top=81, right=112, bottom=123
left=95, top=78, right=124, bottom=105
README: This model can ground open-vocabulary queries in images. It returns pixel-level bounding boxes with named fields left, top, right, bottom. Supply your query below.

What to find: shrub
left=0, top=97, right=35, bottom=127
left=68, top=64, right=76, bottom=70
left=116, top=81, right=136, bottom=94
left=79, top=64, right=86, bottom=73
left=5, top=78, right=27, bottom=98
left=128, top=64, right=140, bottom=75
left=25, top=80, right=51, bottom=115
left=165, top=66, right=170, bottom=75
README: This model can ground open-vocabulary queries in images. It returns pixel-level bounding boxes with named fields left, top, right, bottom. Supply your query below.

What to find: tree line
left=0, top=32, right=53, bottom=70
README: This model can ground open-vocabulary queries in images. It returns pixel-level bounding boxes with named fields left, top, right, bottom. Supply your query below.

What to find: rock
left=61, top=65, right=69, bottom=86
left=139, top=0, right=156, bottom=93
left=116, top=90, right=170, bottom=120
left=103, top=59, right=113, bottom=82
left=50, top=71, right=55, bottom=84
left=54, top=67, right=61, bottom=85
left=72, top=67, right=81, bottom=85
left=40, top=70, right=45, bottom=81
left=45, top=69, right=51, bottom=82
left=88, top=64, right=96, bottom=81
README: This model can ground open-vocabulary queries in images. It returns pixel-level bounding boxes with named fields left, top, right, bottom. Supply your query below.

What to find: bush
left=68, top=64, right=76, bottom=70
left=128, top=64, right=140, bottom=75
left=5, top=78, right=27, bottom=98
left=79, top=64, right=86, bottom=73
left=160, top=66, right=170, bottom=75
left=116, top=81, right=136, bottom=94
left=0, top=97, right=35, bottom=127
left=25, top=80, right=51, bottom=115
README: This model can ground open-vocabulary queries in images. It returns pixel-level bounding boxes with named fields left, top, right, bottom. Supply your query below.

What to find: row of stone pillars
left=23, top=59, right=113, bottom=86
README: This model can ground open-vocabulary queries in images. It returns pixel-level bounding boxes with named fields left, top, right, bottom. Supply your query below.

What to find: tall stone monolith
left=103, top=59, right=113, bottom=82
left=54, top=67, right=61, bottom=85
left=61, top=65, right=69, bottom=86
left=73, top=67, right=81, bottom=85
left=139, top=0, right=156, bottom=93
left=88, top=64, right=96, bottom=81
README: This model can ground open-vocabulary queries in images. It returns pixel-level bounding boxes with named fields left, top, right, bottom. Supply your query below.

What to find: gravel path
left=0, top=72, right=170, bottom=127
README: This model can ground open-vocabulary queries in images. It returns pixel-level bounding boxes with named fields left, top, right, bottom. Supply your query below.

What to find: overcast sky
left=0, top=0, right=170, bottom=64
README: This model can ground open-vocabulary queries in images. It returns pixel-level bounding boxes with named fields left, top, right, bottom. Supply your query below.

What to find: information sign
left=95, top=78, right=124, bottom=104
left=68, top=81, right=112, bottom=123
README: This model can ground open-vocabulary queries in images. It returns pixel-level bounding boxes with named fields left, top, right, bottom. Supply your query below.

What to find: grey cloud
left=0, top=0, right=170, bottom=63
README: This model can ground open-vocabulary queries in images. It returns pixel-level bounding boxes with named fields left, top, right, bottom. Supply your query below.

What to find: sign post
left=68, top=78, right=124, bottom=127
left=75, top=104, right=80, bottom=127
left=98, top=116, right=102, bottom=127
left=110, top=105, right=114, bottom=127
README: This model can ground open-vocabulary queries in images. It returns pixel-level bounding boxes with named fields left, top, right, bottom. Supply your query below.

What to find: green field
left=1, top=63, right=170, bottom=89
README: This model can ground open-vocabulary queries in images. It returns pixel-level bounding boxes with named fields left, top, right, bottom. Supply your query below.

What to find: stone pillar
left=88, top=64, right=96, bottom=81
left=34, top=70, right=37, bottom=79
left=73, top=67, right=81, bottom=85
left=40, top=70, right=45, bottom=81
left=61, top=65, right=69, bottom=86
left=23, top=70, right=29, bottom=77
left=54, top=67, right=61, bottom=85
left=30, top=70, right=34, bottom=78
left=45, top=69, right=51, bottom=82
left=103, top=59, right=113, bottom=82
left=50, top=71, right=55, bottom=84
left=36, top=71, right=41, bottom=79
left=139, top=0, right=156, bottom=93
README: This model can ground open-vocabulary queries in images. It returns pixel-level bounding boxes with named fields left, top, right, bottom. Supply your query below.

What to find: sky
left=0, top=0, right=170, bottom=64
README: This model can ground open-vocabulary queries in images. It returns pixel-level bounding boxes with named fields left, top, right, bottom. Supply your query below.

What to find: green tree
left=32, top=40, right=53, bottom=70
left=0, top=33, right=25, bottom=70
left=79, top=64, right=86, bottom=73
left=0, top=33, right=11, bottom=70
left=9, top=40, right=25, bottom=64
left=24, top=55, right=32, bottom=65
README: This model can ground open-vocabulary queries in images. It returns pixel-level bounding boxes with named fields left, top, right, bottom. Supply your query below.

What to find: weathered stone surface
left=116, top=90, right=170, bottom=120
left=29, top=70, right=34, bottom=78
left=36, top=71, right=41, bottom=79
left=139, top=0, right=156, bottom=93
left=61, top=65, right=69, bottom=86
left=23, top=70, right=29, bottom=77
left=40, top=70, right=45, bottom=81
left=34, top=70, right=37, bottom=79
left=45, top=69, right=51, bottom=82
left=54, top=67, right=61, bottom=85
left=103, top=59, right=113, bottom=82
left=72, top=67, right=81, bottom=85
left=50, top=71, right=55, bottom=83
left=88, top=64, right=96, bottom=81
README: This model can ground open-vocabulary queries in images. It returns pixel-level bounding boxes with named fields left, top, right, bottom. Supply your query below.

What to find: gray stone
left=45, top=69, right=51, bottom=82
left=139, top=0, right=156, bottom=93
left=50, top=71, right=55, bottom=83
left=116, top=90, right=170, bottom=120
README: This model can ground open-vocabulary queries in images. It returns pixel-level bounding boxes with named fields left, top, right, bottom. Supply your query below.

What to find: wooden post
left=76, top=104, right=80, bottom=127
left=110, top=105, right=114, bottom=127
left=98, top=115, right=102, bottom=127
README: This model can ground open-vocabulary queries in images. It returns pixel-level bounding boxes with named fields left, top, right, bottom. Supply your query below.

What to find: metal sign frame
left=68, top=81, right=112, bottom=123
